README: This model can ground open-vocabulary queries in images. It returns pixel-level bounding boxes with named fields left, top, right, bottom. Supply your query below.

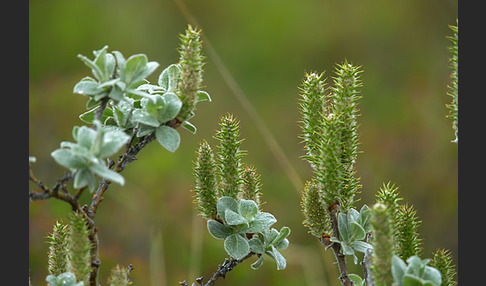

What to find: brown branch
left=328, top=204, right=353, bottom=286
left=29, top=169, right=80, bottom=211
left=181, top=252, right=256, bottom=286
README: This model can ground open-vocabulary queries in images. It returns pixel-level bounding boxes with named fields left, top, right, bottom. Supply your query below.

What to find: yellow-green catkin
left=239, top=164, right=263, bottom=208
left=370, top=203, right=394, bottom=286
left=299, top=71, right=327, bottom=166
left=107, top=265, right=131, bottom=286
left=395, top=204, right=422, bottom=261
left=298, top=62, right=362, bottom=212
left=214, top=114, right=246, bottom=199
left=430, top=248, right=457, bottom=286
left=193, top=140, right=219, bottom=219
left=328, top=60, right=362, bottom=210
left=301, top=179, right=331, bottom=237
left=176, top=24, right=205, bottom=122
left=446, top=19, right=458, bottom=143
left=47, top=220, right=69, bottom=276
left=67, top=211, right=92, bottom=285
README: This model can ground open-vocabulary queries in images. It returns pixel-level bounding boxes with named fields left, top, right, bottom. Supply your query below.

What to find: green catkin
left=375, top=182, right=402, bottom=243
left=193, top=140, right=219, bottom=219
left=177, top=24, right=205, bottom=122
left=430, top=248, right=457, bottom=286
left=239, top=164, right=263, bottom=207
left=299, top=71, right=328, bottom=167
left=301, top=179, right=331, bottom=237
left=47, top=220, right=69, bottom=276
left=107, top=264, right=131, bottom=286
left=395, top=204, right=422, bottom=260
left=446, top=19, right=458, bottom=143
left=328, top=60, right=362, bottom=209
left=370, top=203, right=394, bottom=286
left=299, top=62, right=362, bottom=211
left=67, top=211, right=92, bottom=285
left=214, top=114, right=246, bottom=199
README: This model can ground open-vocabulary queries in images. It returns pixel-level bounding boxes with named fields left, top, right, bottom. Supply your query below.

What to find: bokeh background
left=29, top=0, right=458, bottom=285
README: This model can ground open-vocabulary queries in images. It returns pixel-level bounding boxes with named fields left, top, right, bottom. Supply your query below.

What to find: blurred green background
left=29, top=0, right=458, bottom=285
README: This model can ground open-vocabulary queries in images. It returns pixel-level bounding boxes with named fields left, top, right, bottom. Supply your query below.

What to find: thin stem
left=181, top=252, right=255, bottom=286
left=94, top=97, right=109, bottom=124
left=29, top=169, right=80, bottom=211
left=329, top=211, right=353, bottom=286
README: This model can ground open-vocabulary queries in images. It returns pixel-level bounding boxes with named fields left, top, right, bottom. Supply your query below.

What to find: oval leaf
left=224, top=234, right=249, bottom=260
left=238, top=199, right=259, bottom=221
left=225, top=209, right=248, bottom=226
left=51, top=149, right=88, bottom=170
left=248, top=237, right=265, bottom=254
left=155, top=125, right=180, bottom=152
left=157, top=92, right=182, bottom=123
left=89, top=160, right=125, bottom=186
left=244, top=212, right=276, bottom=233
left=217, top=197, right=239, bottom=223
left=207, top=220, right=232, bottom=240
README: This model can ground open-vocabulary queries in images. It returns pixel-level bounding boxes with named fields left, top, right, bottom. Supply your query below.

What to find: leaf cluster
left=207, top=197, right=289, bottom=270
left=76, top=48, right=210, bottom=153
left=392, top=255, right=442, bottom=286
left=193, top=114, right=289, bottom=270
left=51, top=121, right=129, bottom=192
left=330, top=205, right=372, bottom=264
left=46, top=272, right=84, bottom=286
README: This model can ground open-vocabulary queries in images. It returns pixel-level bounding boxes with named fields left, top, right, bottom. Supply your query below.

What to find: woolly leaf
left=248, top=237, right=265, bottom=254
left=51, top=149, right=88, bottom=170
left=392, top=255, right=407, bottom=286
left=207, top=220, right=232, bottom=240
left=197, top=90, right=211, bottom=102
left=224, top=209, right=248, bottom=227
left=267, top=245, right=286, bottom=270
left=181, top=121, right=197, bottom=134
left=155, top=125, right=180, bottom=152
left=73, top=77, right=102, bottom=97
left=73, top=169, right=96, bottom=191
left=131, top=109, right=160, bottom=127
left=217, top=197, right=239, bottom=223
left=158, top=63, right=180, bottom=91
left=157, top=92, right=182, bottom=123
left=224, top=234, right=249, bottom=259
left=251, top=255, right=264, bottom=270
left=238, top=199, right=259, bottom=221
left=244, top=212, right=276, bottom=233
left=272, top=226, right=291, bottom=246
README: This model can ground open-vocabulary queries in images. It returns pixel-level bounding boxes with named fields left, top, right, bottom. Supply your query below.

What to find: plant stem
left=181, top=252, right=255, bottom=286
left=329, top=211, right=353, bottom=286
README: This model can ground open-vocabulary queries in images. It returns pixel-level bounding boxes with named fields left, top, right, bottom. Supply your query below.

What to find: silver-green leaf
left=224, top=234, right=249, bottom=260
left=155, top=125, right=180, bottom=152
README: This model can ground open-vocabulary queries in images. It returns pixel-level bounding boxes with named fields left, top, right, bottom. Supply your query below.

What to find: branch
left=329, top=209, right=353, bottom=286
left=29, top=169, right=80, bottom=211
left=180, top=252, right=256, bottom=286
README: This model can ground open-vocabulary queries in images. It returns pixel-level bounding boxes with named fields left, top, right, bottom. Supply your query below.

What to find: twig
left=94, top=97, right=109, bottom=124
left=329, top=209, right=353, bottom=286
left=29, top=169, right=80, bottom=211
left=181, top=252, right=256, bottom=286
